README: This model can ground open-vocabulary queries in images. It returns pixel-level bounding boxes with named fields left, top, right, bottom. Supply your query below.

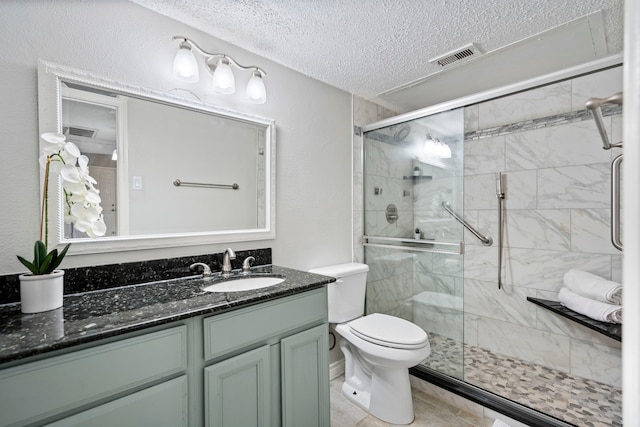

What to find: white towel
left=563, top=269, right=622, bottom=304
left=558, top=287, right=622, bottom=324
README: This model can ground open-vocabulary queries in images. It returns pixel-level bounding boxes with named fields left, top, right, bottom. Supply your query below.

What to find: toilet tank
left=309, top=262, right=369, bottom=323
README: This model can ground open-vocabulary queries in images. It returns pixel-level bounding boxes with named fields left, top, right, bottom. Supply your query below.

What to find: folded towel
left=558, top=287, right=622, bottom=324
left=563, top=269, right=622, bottom=304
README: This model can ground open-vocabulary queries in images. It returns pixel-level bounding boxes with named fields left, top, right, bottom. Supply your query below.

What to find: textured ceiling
left=130, top=0, right=623, bottom=107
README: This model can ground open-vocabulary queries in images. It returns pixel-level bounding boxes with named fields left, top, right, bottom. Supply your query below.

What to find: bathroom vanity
left=0, top=266, right=333, bottom=427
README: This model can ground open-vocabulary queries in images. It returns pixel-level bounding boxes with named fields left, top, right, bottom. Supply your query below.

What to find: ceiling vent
left=429, top=43, right=483, bottom=67
left=63, top=126, right=98, bottom=139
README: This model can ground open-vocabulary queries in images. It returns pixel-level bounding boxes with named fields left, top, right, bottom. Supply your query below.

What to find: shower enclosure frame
left=358, top=53, right=623, bottom=427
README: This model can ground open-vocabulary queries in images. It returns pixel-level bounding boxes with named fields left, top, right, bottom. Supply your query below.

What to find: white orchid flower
left=59, top=141, right=80, bottom=163
left=41, top=132, right=66, bottom=144
left=60, top=164, right=81, bottom=183
left=85, top=217, right=107, bottom=237
left=39, top=132, right=108, bottom=239
left=70, top=202, right=101, bottom=224
left=69, top=189, right=102, bottom=206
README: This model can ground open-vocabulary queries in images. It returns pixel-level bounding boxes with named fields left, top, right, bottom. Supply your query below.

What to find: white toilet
left=309, top=262, right=431, bottom=424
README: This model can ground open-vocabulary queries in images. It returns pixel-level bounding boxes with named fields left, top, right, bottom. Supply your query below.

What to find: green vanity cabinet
left=0, top=286, right=329, bottom=427
left=45, top=376, right=189, bottom=427
left=280, top=324, right=329, bottom=427
left=0, top=326, right=188, bottom=427
left=204, top=345, right=272, bottom=427
left=202, top=288, right=330, bottom=427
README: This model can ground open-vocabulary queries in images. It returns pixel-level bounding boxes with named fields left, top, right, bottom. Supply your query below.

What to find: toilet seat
left=348, top=313, right=428, bottom=349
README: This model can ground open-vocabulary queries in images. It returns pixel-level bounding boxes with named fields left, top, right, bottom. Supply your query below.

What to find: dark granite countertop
left=527, top=297, right=621, bottom=342
left=0, top=265, right=335, bottom=365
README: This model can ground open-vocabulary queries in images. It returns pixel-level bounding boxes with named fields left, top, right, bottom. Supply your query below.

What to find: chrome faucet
left=190, top=262, right=212, bottom=277
left=242, top=256, right=255, bottom=273
left=221, top=248, right=236, bottom=275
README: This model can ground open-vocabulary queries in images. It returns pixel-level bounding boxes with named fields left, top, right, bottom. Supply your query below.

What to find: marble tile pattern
left=460, top=67, right=623, bottom=387
left=0, top=248, right=272, bottom=305
left=420, top=333, right=622, bottom=427
left=0, top=264, right=334, bottom=364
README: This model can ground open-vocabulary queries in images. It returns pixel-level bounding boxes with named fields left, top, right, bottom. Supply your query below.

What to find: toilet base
left=341, top=367, right=415, bottom=425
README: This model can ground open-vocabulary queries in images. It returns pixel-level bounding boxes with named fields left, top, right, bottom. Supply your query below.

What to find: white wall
left=0, top=0, right=353, bottom=273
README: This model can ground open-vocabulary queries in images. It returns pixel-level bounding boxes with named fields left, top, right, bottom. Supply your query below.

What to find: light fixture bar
left=172, top=35, right=267, bottom=76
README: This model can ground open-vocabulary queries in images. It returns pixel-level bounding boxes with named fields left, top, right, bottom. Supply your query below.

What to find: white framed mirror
left=37, top=60, right=275, bottom=254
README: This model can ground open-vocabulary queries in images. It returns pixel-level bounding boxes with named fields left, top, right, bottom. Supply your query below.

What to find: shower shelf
left=527, top=297, right=621, bottom=342
left=402, top=175, right=432, bottom=180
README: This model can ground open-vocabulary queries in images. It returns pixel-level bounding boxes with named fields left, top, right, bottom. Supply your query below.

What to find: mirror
left=38, top=60, right=275, bottom=254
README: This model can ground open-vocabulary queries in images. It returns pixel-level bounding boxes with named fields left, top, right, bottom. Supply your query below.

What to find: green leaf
left=34, top=241, right=45, bottom=270
left=16, top=256, right=38, bottom=275
left=38, top=252, right=54, bottom=275
left=49, top=244, right=71, bottom=271
left=18, top=241, right=71, bottom=275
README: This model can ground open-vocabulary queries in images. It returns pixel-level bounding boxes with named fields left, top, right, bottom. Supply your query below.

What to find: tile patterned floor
left=422, top=334, right=623, bottom=427
left=330, top=375, right=487, bottom=427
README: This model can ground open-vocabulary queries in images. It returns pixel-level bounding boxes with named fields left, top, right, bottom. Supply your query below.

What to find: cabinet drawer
left=204, top=288, right=327, bottom=361
left=0, top=326, right=187, bottom=427
left=45, top=376, right=188, bottom=427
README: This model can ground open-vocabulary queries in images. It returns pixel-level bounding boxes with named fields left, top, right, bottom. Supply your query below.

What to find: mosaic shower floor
left=421, top=334, right=622, bottom=427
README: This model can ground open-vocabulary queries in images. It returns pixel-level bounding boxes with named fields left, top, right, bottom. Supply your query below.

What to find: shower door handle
left=611, top=154, right=623, bottom=251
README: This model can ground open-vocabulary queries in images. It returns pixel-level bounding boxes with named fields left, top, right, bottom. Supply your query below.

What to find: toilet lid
left=348, top=313, right=428, bottom=349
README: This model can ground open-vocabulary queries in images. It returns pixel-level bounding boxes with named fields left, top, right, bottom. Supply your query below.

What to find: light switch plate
left=132, top=176, right=142, bottom=190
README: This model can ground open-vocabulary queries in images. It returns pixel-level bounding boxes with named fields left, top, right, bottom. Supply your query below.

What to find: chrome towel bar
left=586, top=92, right=623, bottom=251
left=363, top=235, right=464, bottom=255
left=441, top=202, right=493, bottom=246
left=173, top=179, right=239, bottom=190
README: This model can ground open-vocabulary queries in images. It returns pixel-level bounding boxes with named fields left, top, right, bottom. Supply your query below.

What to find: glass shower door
left=362, top=108, right=465, bottom=380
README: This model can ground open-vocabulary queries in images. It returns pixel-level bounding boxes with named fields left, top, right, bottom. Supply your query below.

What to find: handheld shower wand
left=496, top=172, right=505, bottom=200
left=496, top=173, right=505, bottom=290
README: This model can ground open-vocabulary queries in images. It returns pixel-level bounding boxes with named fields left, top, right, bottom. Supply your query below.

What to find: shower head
left=393, top=125, right=411, bottom=142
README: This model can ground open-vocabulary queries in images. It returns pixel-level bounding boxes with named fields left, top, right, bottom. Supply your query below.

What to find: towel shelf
left=527, top=297, right=621, bottom=342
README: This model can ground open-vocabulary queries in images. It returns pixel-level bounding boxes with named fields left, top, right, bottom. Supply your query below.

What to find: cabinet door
left=45, top=376, right=188, bottom=427
left=281, top=324, right=330, bottom=427
left=205, top=345, right=271, bottom=427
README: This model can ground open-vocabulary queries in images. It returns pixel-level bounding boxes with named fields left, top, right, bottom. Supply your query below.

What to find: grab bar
left=363, top=235, right=464, bottom=255
left=441, top=202, right=493, bottom=246
left=173, top=179, right=239, bottom=190
left=611, top=154, right=623, bottom=251
left=585, top=92, right=623, bottom=150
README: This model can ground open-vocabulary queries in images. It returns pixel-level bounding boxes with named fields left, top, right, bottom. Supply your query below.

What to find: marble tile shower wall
left=462, top=66, right=623, bottom=388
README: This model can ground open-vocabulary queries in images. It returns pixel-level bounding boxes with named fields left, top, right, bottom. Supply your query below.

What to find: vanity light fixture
left=172, top=36, right=267, bottom=104
left=424, top=135, right=452, bottom=159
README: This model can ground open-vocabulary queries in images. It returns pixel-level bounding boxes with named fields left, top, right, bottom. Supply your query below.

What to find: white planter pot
left=19, top=270, right=64, bottom=313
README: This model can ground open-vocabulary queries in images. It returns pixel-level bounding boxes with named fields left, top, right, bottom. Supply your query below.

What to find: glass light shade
left=173, top=45, right=199, bottom=82
left=423, top=138, right=437, bottom=157
left=440, top=143, right=452, bottom=159
left=111, top=149, right=118, bottom=161
left=246, top=72, right=266, bottom=104
left=212, top=58, right=235, bottom=94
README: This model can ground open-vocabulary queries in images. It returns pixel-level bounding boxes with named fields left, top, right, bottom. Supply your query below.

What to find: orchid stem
left=40, top=156, right=50, bottom=249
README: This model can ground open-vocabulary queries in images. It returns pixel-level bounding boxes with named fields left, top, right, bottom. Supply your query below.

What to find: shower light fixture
left=172, top=36, right=267, bottom=104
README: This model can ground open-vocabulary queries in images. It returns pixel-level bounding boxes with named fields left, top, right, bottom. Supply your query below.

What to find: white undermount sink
left=202, top=276, right=285, bottom=293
